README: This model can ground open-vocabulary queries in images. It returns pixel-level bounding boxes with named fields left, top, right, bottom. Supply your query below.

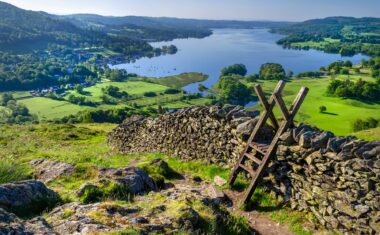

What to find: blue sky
left=2, top=0, right=380, bottom=21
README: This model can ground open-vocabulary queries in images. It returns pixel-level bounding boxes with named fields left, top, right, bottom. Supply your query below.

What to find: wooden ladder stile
left=228, top=80, right=309, bottom=207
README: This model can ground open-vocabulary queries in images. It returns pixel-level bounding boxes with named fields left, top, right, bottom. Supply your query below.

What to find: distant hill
left=60, top=14, right=290, bottom=29
left=0, top=1, right=106, bottom=51
left=0, top=0, right=291, bottom=51
left=274, top=16, right=380, bottom=38
left=56, top=14, right=290, bottom=41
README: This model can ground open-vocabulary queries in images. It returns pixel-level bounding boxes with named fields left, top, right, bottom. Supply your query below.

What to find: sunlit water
left=113, top=28, right=369, bottom=93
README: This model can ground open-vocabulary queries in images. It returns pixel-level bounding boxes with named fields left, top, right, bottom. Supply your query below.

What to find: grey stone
left=213, top=176, right=227, bottom=186
left=30, top=159, right=75, bottom=183
left=0, top=180, right=59, bottom=215
left=99, top=166, right=157, bottom=194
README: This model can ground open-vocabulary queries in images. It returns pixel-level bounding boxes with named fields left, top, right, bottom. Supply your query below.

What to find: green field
left=19, top=97, right=95, bottom=120
left=13, top=73, right=210, bottom=120
left=65, top=81, right=170, bottom=103
left=250, top=74, right=380, bottom=136
left=130, top=72, right=208, bottom=88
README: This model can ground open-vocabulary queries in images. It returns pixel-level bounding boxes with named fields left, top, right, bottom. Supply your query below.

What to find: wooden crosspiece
left=228, top=80, right=309, bottom=207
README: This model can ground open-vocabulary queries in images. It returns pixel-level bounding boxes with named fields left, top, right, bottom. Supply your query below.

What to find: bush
left=143, top=92, right=157, bottom=97
left=164, top=88, right=181, bottom=94
left=352, top=117, right=379, bottom=132
left=246, top=74, right=259, bottom=82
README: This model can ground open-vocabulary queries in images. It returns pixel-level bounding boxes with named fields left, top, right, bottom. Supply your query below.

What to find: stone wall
left=108, top=105, right=272, bottom=165
left=108, top=105, right=380, bottom=234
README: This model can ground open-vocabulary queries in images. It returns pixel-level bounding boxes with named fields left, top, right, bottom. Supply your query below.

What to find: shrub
left=164, top=88, right=181, bottom=94
left=143, top=92, right=157, bottom=97
left=352, top=117, right=379, bottom=132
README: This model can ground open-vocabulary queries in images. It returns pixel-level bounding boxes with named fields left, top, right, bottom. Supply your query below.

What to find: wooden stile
left=228, top=80, right=308, bottom=207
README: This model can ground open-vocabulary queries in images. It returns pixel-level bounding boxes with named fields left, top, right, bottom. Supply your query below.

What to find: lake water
left=113, top=28, right=369, bottom=93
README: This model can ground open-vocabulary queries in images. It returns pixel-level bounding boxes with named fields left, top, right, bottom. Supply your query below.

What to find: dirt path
left=171, top=174, right=295, bottom=235
left=224, top=189, right=294, bottom=235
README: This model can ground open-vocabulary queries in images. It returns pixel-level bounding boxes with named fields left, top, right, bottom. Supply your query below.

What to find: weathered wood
left=228, top=80, right=309, bottom=208
left=255, top=85, right=279, bottom=130
left=228, top=81, right=285, bottom=185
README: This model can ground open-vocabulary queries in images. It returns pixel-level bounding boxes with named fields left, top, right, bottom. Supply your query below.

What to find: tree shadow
left=79, top=91, right=91, bottom=96
left=321, top=111, right=338, bottom=116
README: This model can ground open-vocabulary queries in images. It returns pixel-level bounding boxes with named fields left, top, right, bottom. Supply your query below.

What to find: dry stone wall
left=108, top=105, right=380, bottom=234
left=108, top=105, right=272, bottom=165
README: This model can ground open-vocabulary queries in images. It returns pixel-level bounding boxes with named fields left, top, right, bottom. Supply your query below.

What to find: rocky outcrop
left=0, top=180, right=60, bottom=216
left=108, top=106, right=380, bottom=234
left=30, top=159, right=75, bottom=183
left=108, top=105, right=272, bottom=165
left=0, top=208, right=55, bottom=234
left=97, top=166, right=158, bottom=194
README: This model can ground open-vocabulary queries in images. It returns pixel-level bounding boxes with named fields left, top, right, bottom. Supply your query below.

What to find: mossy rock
left=79, top=181, right=130, bottom=204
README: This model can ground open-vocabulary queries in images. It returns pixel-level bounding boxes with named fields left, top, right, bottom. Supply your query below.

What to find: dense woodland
left=273, top=17, right=380, bottom=56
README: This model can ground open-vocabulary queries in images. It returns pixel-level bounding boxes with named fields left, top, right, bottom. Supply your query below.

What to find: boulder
left=30, top=159, right=75, bottom=183
left=98, top=166, right=157, bottom=194
left=0, top=180, right=59, bottom=216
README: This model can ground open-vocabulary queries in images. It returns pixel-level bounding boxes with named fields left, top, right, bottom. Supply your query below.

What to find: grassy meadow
left=2, top=73, right=210, bottom=120
left=248, top=70, right=380, bottom=136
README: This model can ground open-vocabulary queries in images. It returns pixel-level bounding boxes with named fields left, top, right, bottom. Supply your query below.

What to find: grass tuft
left=0, top=158, right=30, bottom=184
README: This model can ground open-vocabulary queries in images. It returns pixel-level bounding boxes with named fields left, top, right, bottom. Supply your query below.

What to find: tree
left=107, top=69, right=128, bottom=82
left=259, top=63, right=286, bottom=80
left=0, top=93, right=15, bottom=106
left=198, top=84, right=208, bottom=92
left=143, top=92, right=157, bottom=97
left=344, top=60, right=353, bottom=68
left=246, top=74, right=259, bottom=82
left=221, top=64, right=247, bottom=77
left=319, top=106, right=327, bottom=113
left=341, top=68, right=350, bottom=75
left=75, top=84, right=84, bottom=94
left=217, top=76, right=252, bottom=106
left=287, top=70, right=294, bottom=79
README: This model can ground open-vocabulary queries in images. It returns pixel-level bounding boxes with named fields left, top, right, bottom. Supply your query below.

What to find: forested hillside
left=273, top=17, right=380, bottom=56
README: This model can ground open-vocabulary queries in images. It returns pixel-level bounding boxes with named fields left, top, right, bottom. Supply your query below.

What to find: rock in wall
left=108, top=106, right=380, bottom=234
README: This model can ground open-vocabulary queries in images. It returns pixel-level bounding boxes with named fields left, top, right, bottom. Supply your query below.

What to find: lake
left=113, top=28, right=369, bottom=93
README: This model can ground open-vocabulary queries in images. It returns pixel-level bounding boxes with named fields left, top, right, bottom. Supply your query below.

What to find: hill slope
left=0, top=1, right=91, bottom=49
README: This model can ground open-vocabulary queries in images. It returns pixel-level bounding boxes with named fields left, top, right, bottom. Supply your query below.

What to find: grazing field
left=130, top=72, right=208, bottom=88
left=353, top=127, right=380, bottom=141
left=65, top=81, right=170, bottom=103
left=19, top=97, right=95, bottom=120
left=250, top=74, right=380, bottom=136
left=13, top=73, right=211, bottom=120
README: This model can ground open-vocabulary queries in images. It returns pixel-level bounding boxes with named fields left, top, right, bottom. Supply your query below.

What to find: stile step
left=244, top=153, right=262, bottom=165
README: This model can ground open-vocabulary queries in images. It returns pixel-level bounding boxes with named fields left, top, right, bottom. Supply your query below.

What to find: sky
left=2, top=0, right=380, bottom=21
